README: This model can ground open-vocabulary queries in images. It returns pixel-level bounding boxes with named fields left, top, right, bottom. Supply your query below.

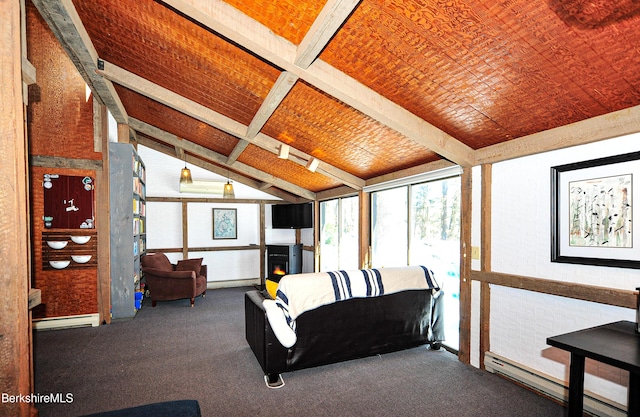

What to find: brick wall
left=28, top=3, right=101, bottom=319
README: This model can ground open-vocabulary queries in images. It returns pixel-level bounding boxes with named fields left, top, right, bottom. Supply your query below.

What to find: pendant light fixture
left=179, top=155, right=193, bottom=184
left=223, top=169, right=235, bottom=199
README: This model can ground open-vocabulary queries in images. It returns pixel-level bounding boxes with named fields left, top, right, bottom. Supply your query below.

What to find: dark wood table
left=547, top=321, right=640, bottom=417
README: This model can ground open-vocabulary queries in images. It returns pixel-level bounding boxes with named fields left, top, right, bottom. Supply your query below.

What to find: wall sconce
left=306, top=157, right=320, bottom=172
left=278, top=144, right=290, bottom=159
left=180, top=156, right=193, bottom=184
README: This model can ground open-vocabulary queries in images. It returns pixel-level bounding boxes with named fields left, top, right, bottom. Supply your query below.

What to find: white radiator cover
left=484, top=352, right=626, bottom=417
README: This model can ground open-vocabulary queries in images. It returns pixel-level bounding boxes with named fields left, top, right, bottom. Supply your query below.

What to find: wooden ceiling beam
left=31, top=0, right=128, bottom=124
left=364, top=159, right=458, bottom=188
left=160, top=0, right=476, bottom=167
left=141, top=136, right=302, bottom=203
left=316, top=185, right=360, bottom=201
left=246, top=71, right=298, bottom=139
left=98, top=61, right=363, bottom=189
left=317, top=160, right=461, bottom=200
left=475, top=105, right=640, bottom=165
left=226, top=140, right=250, bottom=165
left=294, top=0, right=361, bottom=69
left=250, top=132, right=364, bottom=189
left=130, top=118, right=317, bottom=201
left=140, top=137, right=257, bottom=189
left=98, top=60, right=248, bottom=140
left=228, top=71, right=298, bottom=164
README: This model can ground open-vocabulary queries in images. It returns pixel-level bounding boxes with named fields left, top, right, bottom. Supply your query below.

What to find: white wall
left=475, top=133, right=640, bottom=405
left=139, top=145, right=316, bottom=284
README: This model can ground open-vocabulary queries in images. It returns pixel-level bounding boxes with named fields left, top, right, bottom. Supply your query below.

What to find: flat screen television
left=272, top=203, right=313, bottom=229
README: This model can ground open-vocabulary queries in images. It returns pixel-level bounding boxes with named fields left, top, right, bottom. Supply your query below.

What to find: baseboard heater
left=33, top=313, right=100, bottom=330
left=207, top=278, right=259, bottom=289
left=484, top=352, right=626, bottom=417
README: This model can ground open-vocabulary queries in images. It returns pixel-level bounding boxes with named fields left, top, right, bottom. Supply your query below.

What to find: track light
left=306, top=157, right=320, bottom=172
left=278, top=144, right=290, bottom=159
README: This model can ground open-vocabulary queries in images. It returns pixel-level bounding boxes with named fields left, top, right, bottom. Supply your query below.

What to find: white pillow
left=263, top=299, right=297, bottom=348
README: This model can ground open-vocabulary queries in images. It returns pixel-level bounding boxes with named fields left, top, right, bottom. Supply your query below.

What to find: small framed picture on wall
left=213, top=208, right=237, bottom=239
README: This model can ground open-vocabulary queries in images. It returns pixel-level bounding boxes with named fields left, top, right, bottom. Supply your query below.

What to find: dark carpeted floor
left=33, top=286, right=566, bottom=417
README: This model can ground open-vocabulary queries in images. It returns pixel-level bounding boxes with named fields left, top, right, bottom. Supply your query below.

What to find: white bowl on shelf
left=49, top=260, right=70, bottom=269
left=71, top=255, right=92, bottom=263
left=70, top=235, right=91, bottom=244
left=46, top=241, right=68, bottom=249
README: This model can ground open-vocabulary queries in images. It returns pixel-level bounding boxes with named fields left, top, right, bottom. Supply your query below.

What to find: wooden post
left=182, top=201, right=189, bottom=259
left=0, top=0, right=32, bottom=414
left=358, top=190, right=371, bottom=269
left=458, top=167, right=472, bottom=364
left=313, top=200, right=320, bottom=272
left=480, top=164, right=492, bottom=369
left=118, top=123, right=131, bottom=144
left=96, top=100, right=111, bottom=324
left=259, top=203, right=266, bottom=286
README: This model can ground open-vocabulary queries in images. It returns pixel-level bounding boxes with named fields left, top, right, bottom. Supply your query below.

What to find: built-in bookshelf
left=109, top=143, right=146, bottom=319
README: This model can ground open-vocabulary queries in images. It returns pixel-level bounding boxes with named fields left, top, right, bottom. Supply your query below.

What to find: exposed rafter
left=228, top=71, right=298, bottom=164
left=31, top=0, right=128, bottom=123
left=30, top=0, right=637, bottom=203
left=475, top=105, right=640, bottom=165
left=294, top=0, right=362, bottom=69
left=246, top=71, right=298, bottom=139
left=159, top=0, right=476, bottom=167
left=97, top=61, right=364, bottom=190
left=142, top=138, right=306, bottom=203
left=129, top=118, right=317, bottom=200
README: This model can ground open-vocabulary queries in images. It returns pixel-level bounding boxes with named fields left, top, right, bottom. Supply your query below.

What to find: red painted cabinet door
left=43, top=174, right=95, bottom=229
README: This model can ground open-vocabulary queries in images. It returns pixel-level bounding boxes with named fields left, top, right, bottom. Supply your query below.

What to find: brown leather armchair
left=141, top=253, right=207, bottom=307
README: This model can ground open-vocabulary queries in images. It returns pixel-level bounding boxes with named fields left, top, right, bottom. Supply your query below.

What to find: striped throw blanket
left=271, top=266, right=439, bottom=337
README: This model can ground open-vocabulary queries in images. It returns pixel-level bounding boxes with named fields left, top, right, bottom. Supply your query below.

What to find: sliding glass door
left=371, top=187, right=408, bottom=267
left=370, top=176, right=461, bottom=350
left=319, top=196, right=359, bottom=271
left=409, top=177, right=461, bottom=350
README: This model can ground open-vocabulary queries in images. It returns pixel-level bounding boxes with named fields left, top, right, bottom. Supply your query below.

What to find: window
left=319, top=196, right=359, bottom=271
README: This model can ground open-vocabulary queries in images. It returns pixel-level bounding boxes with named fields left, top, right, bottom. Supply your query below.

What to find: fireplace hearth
left=266, top=244, right=302, bottom=282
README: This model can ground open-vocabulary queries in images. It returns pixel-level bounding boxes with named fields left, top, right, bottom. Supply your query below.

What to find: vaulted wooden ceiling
left=31, top=0, right=640, bottom=201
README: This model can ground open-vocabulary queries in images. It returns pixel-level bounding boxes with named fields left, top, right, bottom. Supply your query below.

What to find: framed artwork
left=551, top=151, right=639, bottom=268
left=213, top=208, right=237, bottom=239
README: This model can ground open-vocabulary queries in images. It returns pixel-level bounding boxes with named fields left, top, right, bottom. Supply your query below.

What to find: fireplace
left=266, top=244, right=302, bottom=282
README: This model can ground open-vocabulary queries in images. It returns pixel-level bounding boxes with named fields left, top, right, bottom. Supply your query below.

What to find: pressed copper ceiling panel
left=238, top=145, right=341, bottom=192
left=321, top=0, right=640, bottom=149
left=73, top=0, right=281, bottom=126
left=262, top=81, right=439, bottom=179
left=224, top=0, right=327, bottom=45
left=48, top=0, right=640, bottom=198
left=116, top=86, right=238, bottom=156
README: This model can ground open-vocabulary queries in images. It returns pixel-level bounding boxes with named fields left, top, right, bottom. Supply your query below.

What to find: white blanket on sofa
left=263, top=266, right=439, bottom=348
